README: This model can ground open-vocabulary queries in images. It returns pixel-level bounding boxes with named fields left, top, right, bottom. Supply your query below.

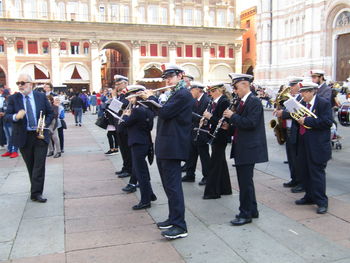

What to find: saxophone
left=36, top=110, right=45, bottom=140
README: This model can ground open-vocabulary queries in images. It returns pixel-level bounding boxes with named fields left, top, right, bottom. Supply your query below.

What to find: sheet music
left=109, top=98, right=123, bottom=114
left=284, top=98, right=302, bottom=113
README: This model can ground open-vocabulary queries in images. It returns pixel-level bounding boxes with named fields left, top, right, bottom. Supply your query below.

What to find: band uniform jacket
left=192, top=93, right=211, bottom=144
left=229, top=93, right=268, bottom=165
left=299, top=95, right=333, bottom=164
left=154, top=88, right=194, bottom=160
left=121, top=106, right=154, bottom=147
left=281, top=95, right=302, bottom=145
left=116, top=94, right=129, bottom=134
left=5, top=91, right=54, bottom=148
left=208, top=95, right=230, bottom=145
left=317, top=82, right=332, bottom=103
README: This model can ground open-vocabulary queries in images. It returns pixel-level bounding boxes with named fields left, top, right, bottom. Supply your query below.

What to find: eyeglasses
left=16, top=81, right=30, bottom=86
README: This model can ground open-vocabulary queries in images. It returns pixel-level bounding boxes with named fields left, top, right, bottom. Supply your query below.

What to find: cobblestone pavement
left=0, top=111, right=349, bottom=263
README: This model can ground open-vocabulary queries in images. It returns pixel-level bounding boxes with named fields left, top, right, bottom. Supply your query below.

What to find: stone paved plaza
left=1, top=111, right=350, bottom=263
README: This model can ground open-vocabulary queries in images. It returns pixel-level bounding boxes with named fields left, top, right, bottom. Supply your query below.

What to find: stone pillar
left=131, top=40, right=140, bottom=84
left=131, top=0, right=137, bottom=24
left=49, top=38, right=60, bottom=85
left=234, top=43, right=242, bottom=74
left=202, top=42, right=210, bottom=83
left=89, top=0, right=97, bottom=22
left=168, top=41, right=177, bottom=64
left=90, top=40, right=101, bottom=92
left=169, top=0, right=175, bottom=25
left=4, top=37, right=17, bottom=91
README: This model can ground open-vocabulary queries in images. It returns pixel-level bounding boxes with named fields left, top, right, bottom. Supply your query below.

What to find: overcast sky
left=236, top=0, right=258, bottom=14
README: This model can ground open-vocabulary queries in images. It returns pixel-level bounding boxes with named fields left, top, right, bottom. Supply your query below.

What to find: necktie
left=299, top=103, right=311, bottom=136
left=211, top=102, right=217, bottom=112
left=25, top=95, right=36, bottom=129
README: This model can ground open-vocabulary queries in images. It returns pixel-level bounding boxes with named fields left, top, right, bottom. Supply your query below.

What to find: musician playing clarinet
left=223, top=73, right=268, bottom=226
left=202, top=82, right=232, bottom=200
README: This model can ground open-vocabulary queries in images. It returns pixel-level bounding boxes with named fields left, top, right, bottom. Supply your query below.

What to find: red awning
left=60, top=42, right=66, bottom=50
left=83, top=42, right=89, bottom=48
left=17, top=41, right=24, bottom=48
left=0, top=40, right=4, bottom=45
left=71, top=42, right=79, bottom=46
left=71, top=66, right=82, bottom=79
left=42, top=41, right=49, bottom=48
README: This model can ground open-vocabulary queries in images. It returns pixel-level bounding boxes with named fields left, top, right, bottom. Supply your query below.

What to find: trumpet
left=36, top=110, right=45, bottom=140
left=290, top=100, right=317, bottom=129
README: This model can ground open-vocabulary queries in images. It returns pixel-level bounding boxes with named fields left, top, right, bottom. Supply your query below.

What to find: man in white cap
left=310, top=70, right=331, bottom=103
left=294, top=82, right=332, bottom=214
left=223, top=73, right=268, bottom=226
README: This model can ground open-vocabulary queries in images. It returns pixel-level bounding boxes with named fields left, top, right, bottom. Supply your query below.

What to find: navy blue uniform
left=5, top=91, right=53, bottom=197
left=122, top=106, right=155, bottom=204
left=154, top=87, right=194, bottom=231
left=297, top=95, right=332, bottom=207
left=229, top=93, right=268, bottom=218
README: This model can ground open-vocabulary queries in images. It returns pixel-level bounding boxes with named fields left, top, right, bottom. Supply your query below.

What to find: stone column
left=234, top=43, right=242, bottom=74
left=90, top=40, right=101, bottom=92
left=202, top=42, right=210, bottom=83
left=89, top=0, right=97, bottom=22
left=169, top=0, right=175, bottom=25
left=4, top=37, right=17, bottom=91
left=168, top=41, right=177, bottom=64
left=131, top=0, right=137, bottom=24
left=131, top=40, right=140, bottom=83
left=49, top=38, right=60, bottom=85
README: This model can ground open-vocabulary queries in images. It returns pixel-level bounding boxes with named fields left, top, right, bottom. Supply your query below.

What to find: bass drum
left=338, top=102, right=350, bottom=127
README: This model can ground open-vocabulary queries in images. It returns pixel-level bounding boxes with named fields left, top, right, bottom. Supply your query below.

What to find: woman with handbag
left=47, top=96, right=61, bottom=158
left=56, top=97, right=66, bottom=153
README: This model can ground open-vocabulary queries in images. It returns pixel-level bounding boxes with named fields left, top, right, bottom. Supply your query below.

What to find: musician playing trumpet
left=5, top=73, right=53, bottom=203
left=223, top=73, right=268, bottom=226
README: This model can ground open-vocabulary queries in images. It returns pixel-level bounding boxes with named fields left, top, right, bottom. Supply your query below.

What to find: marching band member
left=223, top=73, right=268, bottom=226
left=202, top=82, right=232, bottom=199
left=310, top=70, right=332, bottom=103
left=182, top=82, right=211, bottom=185
left=121, top=85, right=157, bottom=210
left=141, top=64, right=193, bottom=239
left=294, top=82, right=332, bottom=214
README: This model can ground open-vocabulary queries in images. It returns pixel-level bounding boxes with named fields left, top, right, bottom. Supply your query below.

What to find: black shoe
left=230, top=217, right=252, bottom=226
left=132, top=202, right=151, bottom=210
left=203, top=194, right=221, bottom=200
left=53, top=153, right=61, bottom=158
left=283, top=180, right=298, bottom=188
left=283, top=161, right=289, bottom=164
left=61, top=150, right=64, bottom=153
left=161, top=226, right=188, bottom=239
left=118, top=172, right=131, bottom=178
left=295, top=198, right=315, bottom=205
left=182, top=175, right=195, bottom=182
left=151, top=193, right=157, bottom=202
left=115, top=170, right=124, bottom=175
left=181, top=165, right=187, bottom=172
left=156, top=219, right=173, bottom=229
left=291, top=185, right=305, bottom=193
left=47, top=152, right=54, bottom=157
left=316, top=205, right=328, bottom=214
left=236, top=212, right=259, bottom=219
left=75, top=123, right=78, bottom=126
left=122, top=184, right=136, bottom=193
left=79, top=123, right=82, bottom=127
left=31, top=195, right=47, bottom=203
left=198, top=177, right=207, bottom=186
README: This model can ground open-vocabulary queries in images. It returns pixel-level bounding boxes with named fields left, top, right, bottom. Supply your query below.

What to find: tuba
left=36, top=110, right=45, bottom=140
left=270, top=86, right=291, bottom=145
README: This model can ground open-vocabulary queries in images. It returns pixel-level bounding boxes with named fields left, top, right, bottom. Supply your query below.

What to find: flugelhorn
left=36, top=110, right=45, bottom=140
left=290, top=100, right=317, bottom=129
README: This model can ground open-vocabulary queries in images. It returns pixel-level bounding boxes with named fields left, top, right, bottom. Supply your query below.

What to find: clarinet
left=194, top=99, right=213, bottom=142
left=207, top=94, right=240, bottom=145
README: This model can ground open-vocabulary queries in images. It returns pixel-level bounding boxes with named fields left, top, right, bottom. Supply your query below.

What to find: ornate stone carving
left=168, top=41, right=177, bottom=49
left=202, top=42, right=210, bottom=50
left=90, top=40, right=99, bottom=48
left=4, top=37, right=16, bottom=47
left=234, top=43, right=242, bottom=50
left=335, top=11, right=350, bottom=28
left=49, top=38, right=60, bottom=48
left=131, top=40, right=140, bottom=49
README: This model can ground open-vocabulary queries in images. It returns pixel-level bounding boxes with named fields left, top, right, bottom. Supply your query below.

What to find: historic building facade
left=240, top=6, right=256, bottom=76
left=255, top=0, right=350, bottom=87
left=0, top=0, right=244, bottom=92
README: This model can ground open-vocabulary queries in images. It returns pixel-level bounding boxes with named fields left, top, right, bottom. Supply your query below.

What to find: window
left=246, top=38, right=250, bottom=53
left=24, top=0, right=37, bottom=19
left=196, top=47, right=202, bottom=58
left=161, top=46, right=167, bottom=57
left=148, top=5, right=158, bottom=24
left=83, top=42, right=89, bottom=55
left=14, top=0, right=22, bottom=18
left=60, top=42, right=66, bottom=51
left=150, top=44, right=158, bottom=56
left=217, top=9, right=226, bottom=27
left=218, top=46, right=225, bottom=58
left=28, top=41, right=38, bottom=54
left=39, top=0, right=48, bottom=18
left=160, top=7, right=167, bottom=25
left=80, top=3, right=88, bottom=21
left=138, top=6, right=145, bottom=23
left=0, top=0, right=3, bottom=17
left=229, top=48, right=234, bottom=58
left=177, top=46, right=182, bottom=57
left=228, top=10, right=234, bottom=27
left=210, top=47, right=216, bottom=58
left=67, top=1, right=78, bottom=21
left=42, top=41, right=49, bottom=54
left=140, top=45, right=146, bottom=56
left=175, top=9, right=182, bottom=24
left=184, top=9, right=193, bottom=26
left=194, top=9, right=202, bottom=26
left=111, top=4, right=119, bottom=22
left=208, top=10, right=215, bottom=26
left=0, top=40, right=4, bottom=53
left=17, top=41, right=24, bottom=54
left=122, top=5, right=130, bottom=22
left=246, top=20, right=250, bottom=28
left=71, top=42, right=79, bottom=55
left=99, top=5, right=105, bottom=22
left=185, top=45, right=193, bottom=57
left=57, top=2, right=65, bottom=20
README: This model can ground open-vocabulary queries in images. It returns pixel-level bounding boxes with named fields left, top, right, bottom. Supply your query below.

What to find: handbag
left=95, top=114, right=108, bottom=129
left=61, top=119, right=67, bottom=129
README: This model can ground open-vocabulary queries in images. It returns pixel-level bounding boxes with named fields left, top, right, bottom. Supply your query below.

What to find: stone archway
left=0, top=65, right=6, bottom=87
left=100, top=42, right=130, bottom=89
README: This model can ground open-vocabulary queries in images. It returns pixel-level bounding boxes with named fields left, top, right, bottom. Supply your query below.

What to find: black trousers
left=186, top=140, right=210, bottom=178
left=157, top=158, right=187, bottom=231
left=107, top=130, right=118, bottom=149
left=204, top=142, right=232, bottom=197
left=285, top=129, right=297, bottom=183
left=57, top=127, right=64, bottom=151
left=236, top=164, right=258, bottom=218
left=116, top=131, right=132, bottom=174
left=20, top=131, right=48, bottom=197
left=131, top=144, right=153, bottom=204
left=297, top=135, right=328, bottom=207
